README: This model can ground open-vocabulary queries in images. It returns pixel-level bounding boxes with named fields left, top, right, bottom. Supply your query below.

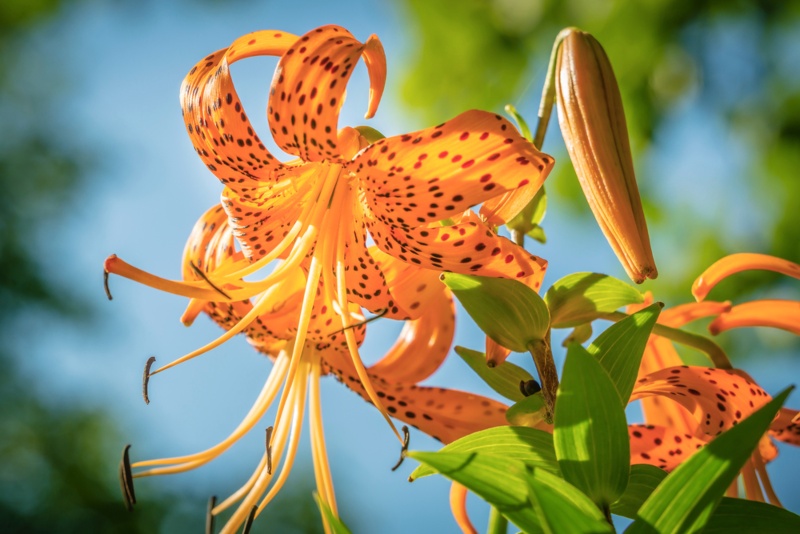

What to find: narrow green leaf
left=544, top=273, right=643, bottom=328
left=627, top=387, right=793, bottom=534
left=409, top=426, right=558, bottom=481
left=455, top=346, right=534, bottom=402
left=442, top=273, right=550, bottom=351
left=525, top=466, right=613, bottom=533
left=587, top=302, right=662, bottom=402
left=610, top=464, right=666, bottom=519
left=527, top=224, right=547, bottom=244
left=554, top=344, right=630, bottom=508
left=703, top=498, right=800, bottom=533
left=314, top=493, right=352, bottom=534
left=506, top=393, right=547, bottom=427
left=562, top=322, right=593, bottom=347
left=408, top=451, right=545, bottom=533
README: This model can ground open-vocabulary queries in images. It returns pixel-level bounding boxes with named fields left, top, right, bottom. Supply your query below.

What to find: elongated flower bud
left=556, top=29, right=657, bottom=283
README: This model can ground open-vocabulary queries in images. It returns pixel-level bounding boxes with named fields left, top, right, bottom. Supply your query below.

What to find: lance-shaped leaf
left=555, top=28, right=657, bottom=283
left=314, top=493, right=353, bottom=534
left=525, top=465, right=613, bottom=533
left=408, top=451, right=545, bottom=533
left=627, top=387, right=793, bottom=534
left=409, top=426, right=559, bottom=481
left=554, top=344, right=630, bottom=509
left=442, top=273, right=550, bottom=352
left=702, top=498, right=800, bottom=533
left=610, top=464, right=666, bottom=519
left=455, top=346, right=535, bottom=402
left=587, top=302, right=662, bottom=402
left=545, top=272, right=643, bottom=328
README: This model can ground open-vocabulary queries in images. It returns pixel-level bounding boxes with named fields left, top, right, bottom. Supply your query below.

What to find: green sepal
left=455, top=346, right=534, bottom=403
left=545, top=272, right=643, bottom=328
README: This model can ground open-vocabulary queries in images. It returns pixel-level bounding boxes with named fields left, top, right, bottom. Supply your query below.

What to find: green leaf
left=562, top=322, right=593, bottom=347
left=610, top=464, right=667, bottom=519
left=409, top=426, right=558, bottom=481
left=408, top=451, right=545, bottom=533
left=314, top=493, right=352, bottom=534
left=703, top=498, right=800, bottom=533
left=527, top=224, right=547, bottom=244
left=544, top=273, right=643, bottom=328
left=627, top=387, right=793, bottom=534
left=587, top=302, right=662, bottom=402
left=442, top=273, right=550, bottom=351
left=455, top=346, right=534, bottom=402
left=525, top=466, right=613, bottom=533
left=554, top=344, right=630, bottom=508
left=506, top=393, right=547, bottom=427
left=508, top=186, right=548, bottom=237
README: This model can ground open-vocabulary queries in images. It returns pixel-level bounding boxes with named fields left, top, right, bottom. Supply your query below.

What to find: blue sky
left=15, top=0, right=799, bottom=531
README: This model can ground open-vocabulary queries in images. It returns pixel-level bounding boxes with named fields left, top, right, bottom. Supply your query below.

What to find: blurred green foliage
left=399, top=0, right=800, bottom=303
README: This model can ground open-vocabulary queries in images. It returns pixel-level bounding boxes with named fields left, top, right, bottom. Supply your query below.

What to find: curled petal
left=628, top=424, right=706, bottom=472
left=708, top=300, right=800, bottom=336
left=660, top=301, right=732, bottom=328
left=692, top=253, right=800, bottom=301
left=268, top=25, right=386, bottom=162
left=368, top=286, right=454, bottom=384
left=181, top=31, right=298, bottom=197
left=769, top=407, right=800, bottom=447
left=449, top=483, right=477, bottom=534
left=631, top=366, right=771, bottom=437
left=367, top=209, right=548, bottom=287
left=354, top=110, right=554, bottom=228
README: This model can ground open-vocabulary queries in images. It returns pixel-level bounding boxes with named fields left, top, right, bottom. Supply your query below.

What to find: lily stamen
left=189, top=261, right=233, bottom=300
left=142, top=356, right=156, bottom=405
left=205, top=496, right=217, bottom=534
left=265, top=426, right=273, bottom=475
left=119, top=444, right=136, bottom=511
left=391, top=425, right=411, bottom=471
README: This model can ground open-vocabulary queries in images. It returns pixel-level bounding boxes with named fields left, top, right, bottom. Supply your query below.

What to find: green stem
left=597, top=312, right=733, bottom=369
left=532, top=28, right=573, bottom=150
left=527, top=330, right=559, bottom=423
left=487, top=506, right=508, bottom=534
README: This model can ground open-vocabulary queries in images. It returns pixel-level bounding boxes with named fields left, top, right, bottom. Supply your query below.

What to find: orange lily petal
left=770, top=407, right=800, bottom=446
left=708, top=300, right=800, bottom=336
left=354, top=110, right=554, bottom=228
left=692, top=253, right=800, bottom=301
left=631, top=366, right=771, bottom=437
left=628, top=424, right=706, bottom=472
left=660, top=301, right=732, bottom=328
left=181, top=31, right=298, bottom=197
left=368, top=285, right=454, bottom=384
left=268, top=25, right=386, bottom=162
left=367, top=209, right=548, bottom=287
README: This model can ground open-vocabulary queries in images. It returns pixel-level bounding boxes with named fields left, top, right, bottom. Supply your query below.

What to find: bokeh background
left=2, top=0, right=799, bottom=532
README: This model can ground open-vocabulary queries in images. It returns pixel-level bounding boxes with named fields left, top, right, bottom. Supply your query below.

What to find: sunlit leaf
left=610, top=464, right=666, bottom=519
left=545, top=272, right=643, bottom=328
left=455, top=346, right=534, bottom=402
left=627, top=387, right=793, bottom=533
left=314, top=493, right=352, bottom=534
left=442, top=273, right=550, bottom=351
left=587, top=302, right=662, bottom=402
left=506, top=393, right=547, bottom=427
left=409, top=426, right=558, bottom=481
left=554, top=344, right=629, bottom=508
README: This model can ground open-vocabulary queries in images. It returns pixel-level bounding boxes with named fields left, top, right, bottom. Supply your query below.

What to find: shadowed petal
left=770, top=407, right=800, bottom=446
left=268, top=25, right=386, bottom=162
left=181, top=31, right=298, bottom=197
left=353, top=110, right=553, bottom=228
left=628, top=424, right=706, bottom=472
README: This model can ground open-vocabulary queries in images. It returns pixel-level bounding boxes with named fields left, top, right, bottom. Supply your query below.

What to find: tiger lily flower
left=105, top=24, right=553, bottom=532
left=624, top=253, right=800, bottom=505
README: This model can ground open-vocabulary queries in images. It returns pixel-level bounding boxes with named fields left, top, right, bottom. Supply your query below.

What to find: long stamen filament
left=309, top=353, right=337, bottom=518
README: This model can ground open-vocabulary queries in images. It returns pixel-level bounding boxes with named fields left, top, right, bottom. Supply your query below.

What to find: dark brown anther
left=242, top=505, right=258, bottom=534
left=205, top=495, right=217, bottom=534
left=331, top=308, right=388, bottom=336
left=190, top=261, right=232, bottom=300
left=391, top=426, right=410, bottom=472
left=104, top=269, right=113, bottom=300
left=119, top=444, right=136, bottom=511
left=265, top=426, right=274, bottom=475
left=142, top=356, right=156, bottom=405
left=520, top=379, right=542, bottom=397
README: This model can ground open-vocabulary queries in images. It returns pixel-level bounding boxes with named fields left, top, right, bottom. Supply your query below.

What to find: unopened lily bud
left=556, top=29, right=657, bottom=283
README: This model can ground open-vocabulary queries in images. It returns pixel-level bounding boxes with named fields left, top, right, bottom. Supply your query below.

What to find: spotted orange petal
left=630, top=366, right=771, bottom=437
left=268, top=25, right=386, bottom=162
left=692, top=253, right=800, bottom=301
left=368, top=284, right=454, bottom=384
left=181, top=31, right=298, bottom=197
left=366, top=209, right=548, bottom=287
left=353, top=110, right=553, bottom=228
left=708, top=300, right=800, bottom=336
left=628, top=424, right=706, bottom=471
left=770, top=407, right=800, bottom=447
